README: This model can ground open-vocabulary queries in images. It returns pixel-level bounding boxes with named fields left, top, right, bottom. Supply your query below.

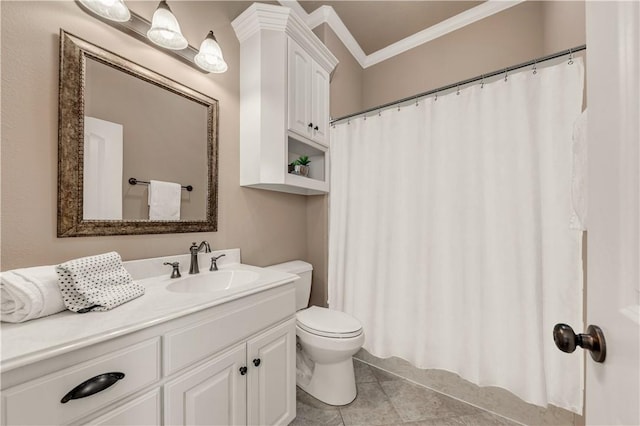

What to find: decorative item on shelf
left=290, top=155, right=311, bottom=177
left=75, top=0, right=227, bottom=74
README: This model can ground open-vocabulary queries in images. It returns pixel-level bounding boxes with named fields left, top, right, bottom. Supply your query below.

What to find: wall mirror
left=58, top=30, right=218, bottom=237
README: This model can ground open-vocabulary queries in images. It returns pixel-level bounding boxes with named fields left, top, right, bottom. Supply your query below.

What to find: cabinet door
left=164, top=344, right=247, bottom=426
left=288, top=39, right=312, bottom=138
left=311, top=61, right=330, bottom=147
left=247, top=318, right=296, bottom=426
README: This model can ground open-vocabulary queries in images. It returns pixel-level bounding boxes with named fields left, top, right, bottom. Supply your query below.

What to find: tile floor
left=290, top=360, right=519, bottom=426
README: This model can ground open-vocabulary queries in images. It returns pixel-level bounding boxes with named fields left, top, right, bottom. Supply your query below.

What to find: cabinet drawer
left=164, top=286, right=295, bottom=375
left=84, top=389, right=161, bottom=426
left=3, top=338, right=160, bottom=425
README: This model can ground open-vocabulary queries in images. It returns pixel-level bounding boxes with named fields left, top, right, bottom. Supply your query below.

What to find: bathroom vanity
left=0, top=250, right=298, bottom=425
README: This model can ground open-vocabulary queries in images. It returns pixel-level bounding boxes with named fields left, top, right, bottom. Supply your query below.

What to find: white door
left=164, top=344, right=247, bottom=426
left=246, top=318, right=296, bottom=426
left=584, top=2, right=640, bottom=424
left=83, top=116, right=123, bottom=220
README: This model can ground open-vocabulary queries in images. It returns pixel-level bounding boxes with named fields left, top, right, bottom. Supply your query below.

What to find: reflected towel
left=148, top=180, right=181, bottom=221
left=1, top=266, right=66, bottom=323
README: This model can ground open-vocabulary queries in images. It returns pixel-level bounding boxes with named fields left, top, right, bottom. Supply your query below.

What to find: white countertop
left=0, top=254, right=298, bottom=372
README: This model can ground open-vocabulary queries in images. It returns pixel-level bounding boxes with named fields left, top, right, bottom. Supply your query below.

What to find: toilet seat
left=296, top=306, right=363, bottom=338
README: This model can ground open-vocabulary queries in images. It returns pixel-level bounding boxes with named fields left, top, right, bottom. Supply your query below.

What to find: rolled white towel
left=1, top=266, right=66, bottom=323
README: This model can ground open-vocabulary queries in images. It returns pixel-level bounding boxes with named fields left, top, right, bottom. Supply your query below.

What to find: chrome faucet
left=189, top=241, right=211, bottom=274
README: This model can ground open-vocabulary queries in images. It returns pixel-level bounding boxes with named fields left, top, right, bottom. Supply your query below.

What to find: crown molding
left=277, top=0, right=524, bottom=69
left=231, top=3, right=338, bottom=73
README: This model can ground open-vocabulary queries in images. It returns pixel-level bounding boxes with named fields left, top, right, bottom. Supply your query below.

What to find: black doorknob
left=253, top=358, right=261, bottom=367
left=553, top=323, right=606, bottom=363
left=239, top=366, right=248, bottom=375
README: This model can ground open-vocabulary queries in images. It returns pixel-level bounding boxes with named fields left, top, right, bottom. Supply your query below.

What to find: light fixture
left=194, top=31, right=228, bottom=73
left=147, top=0, right=188, bottom=50
left=77, top=0, right=228, bottom=73
left=78, top=0, right=130, bottom=22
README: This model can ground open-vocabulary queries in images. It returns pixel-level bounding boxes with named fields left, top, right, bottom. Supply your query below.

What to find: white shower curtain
left=329, top=59, right=585, bottom=413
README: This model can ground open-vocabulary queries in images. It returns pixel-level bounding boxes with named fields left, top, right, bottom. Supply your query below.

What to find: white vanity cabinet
left=165, top=318, right=296, bottom=426
left=1, top=282, right=296, bottom=426
left=232, top=3, right=338, bottom=196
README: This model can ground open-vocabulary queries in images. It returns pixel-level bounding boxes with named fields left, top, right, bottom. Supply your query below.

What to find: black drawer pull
left=239, top=366, right=248, bottom=375
left=253, top=358, right=261, bottom=367
left=61, top=372, right=125, bottom=403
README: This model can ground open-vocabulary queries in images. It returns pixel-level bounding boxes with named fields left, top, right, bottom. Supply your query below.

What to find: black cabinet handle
left=308, top=123, right=313, bottom=128
left=314, top=125, right=319, bottom=131
left=61, top=372, right=125, bottom=403
left=253, top=358, right=261, bottom=367
left=239, top=366, right=248, bottom=375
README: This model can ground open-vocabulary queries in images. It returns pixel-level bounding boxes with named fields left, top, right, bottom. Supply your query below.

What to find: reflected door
left=83, top=116, right=123, bottom=220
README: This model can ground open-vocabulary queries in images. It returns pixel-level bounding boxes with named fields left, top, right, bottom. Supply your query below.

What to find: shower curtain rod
left=330, top=44, right=586, bottom=124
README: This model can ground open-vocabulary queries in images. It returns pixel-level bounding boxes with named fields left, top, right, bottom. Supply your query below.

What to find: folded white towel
left=148, top=180, right=181, bottom=221
left=56, top=252, right=145, bottom=313
left=1, top=265, right=66, bottom=323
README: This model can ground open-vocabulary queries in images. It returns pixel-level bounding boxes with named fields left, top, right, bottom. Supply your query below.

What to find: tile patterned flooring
left=290, top=360, right=519, bottom=426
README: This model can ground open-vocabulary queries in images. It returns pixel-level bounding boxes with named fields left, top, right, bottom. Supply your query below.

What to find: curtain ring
left=347, top=119, right=350, bottom=125
left=434, top=93, right=438, bottom=101
left=378, top=110, right=381, bottom=117
left=481, top=75, right=485, bottom=89
left=397, top=105, right=401, bottom=112
left=568, top=48, right=574, bottom=65
left=504, top=70, right=508, bottom=82
left=456, top=85, right=460, bottom=95
left=363, top=115, right=367, bottom=121
left=415, top=98, right=419, bottom=106
left=532, top=60, right=537, bottom=75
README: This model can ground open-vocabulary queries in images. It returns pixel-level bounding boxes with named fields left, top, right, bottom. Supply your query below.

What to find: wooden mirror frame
left=57, top=30, right=218, bottom=237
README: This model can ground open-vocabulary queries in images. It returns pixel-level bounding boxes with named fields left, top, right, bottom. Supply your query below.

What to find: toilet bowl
left=267, top=261, right=364, bottom=406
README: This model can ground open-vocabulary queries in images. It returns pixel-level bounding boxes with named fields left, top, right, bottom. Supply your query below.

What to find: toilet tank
left=266, top=260, right=313, bottom=310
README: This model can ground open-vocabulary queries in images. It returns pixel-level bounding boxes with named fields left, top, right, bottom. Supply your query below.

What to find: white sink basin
left=166, top=270, right=260, bottom=293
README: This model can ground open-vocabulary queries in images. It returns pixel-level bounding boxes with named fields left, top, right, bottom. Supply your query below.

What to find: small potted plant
left=292, top=155, right=311, bottom=177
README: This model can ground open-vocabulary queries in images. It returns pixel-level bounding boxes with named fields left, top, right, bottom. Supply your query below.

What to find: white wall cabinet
left=1, top=284, right=297, bottom=426
left=288, top=39, right=330, bottom=147
left=233, top=3, right=338, bottom=195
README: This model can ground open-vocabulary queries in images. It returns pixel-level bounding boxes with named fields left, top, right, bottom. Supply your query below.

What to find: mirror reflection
left=83, top=57, right=208, bottom=221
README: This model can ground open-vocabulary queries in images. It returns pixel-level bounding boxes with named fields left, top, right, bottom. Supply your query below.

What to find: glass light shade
left=78, top=0, right=130, bottom=22
left=194, top=31, right=228, bottom=73
left=146, top=0, right=188, bottom=50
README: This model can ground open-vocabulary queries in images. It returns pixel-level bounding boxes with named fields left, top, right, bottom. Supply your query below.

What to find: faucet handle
left=163, top=261, right=181, bottom=279
left=210, top=254, right=226, bottom=271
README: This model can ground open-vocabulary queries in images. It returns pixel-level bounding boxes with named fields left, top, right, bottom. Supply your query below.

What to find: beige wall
left=0, top=1, right=309, bottom=270
left=362, top=1, right=546, bottom=109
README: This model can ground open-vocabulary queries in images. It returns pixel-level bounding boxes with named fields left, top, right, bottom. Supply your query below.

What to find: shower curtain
left=329, top=59, right=585, bottom=413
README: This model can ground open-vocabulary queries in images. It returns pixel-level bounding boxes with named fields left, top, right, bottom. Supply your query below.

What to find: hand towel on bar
left=148, top=179, right=181, bottom=220
left=570, top=109, right=587, bottom=230
left=56, top=252, right=145, bottom=313
left=1, top=265, right=67, bottom=323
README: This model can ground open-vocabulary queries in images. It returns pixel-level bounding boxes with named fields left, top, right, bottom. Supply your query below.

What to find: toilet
left=267, top=260, right=364, bottom=406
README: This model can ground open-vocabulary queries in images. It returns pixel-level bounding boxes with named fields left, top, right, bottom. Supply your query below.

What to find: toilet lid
left=296, top=306, right=363, bottom=338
